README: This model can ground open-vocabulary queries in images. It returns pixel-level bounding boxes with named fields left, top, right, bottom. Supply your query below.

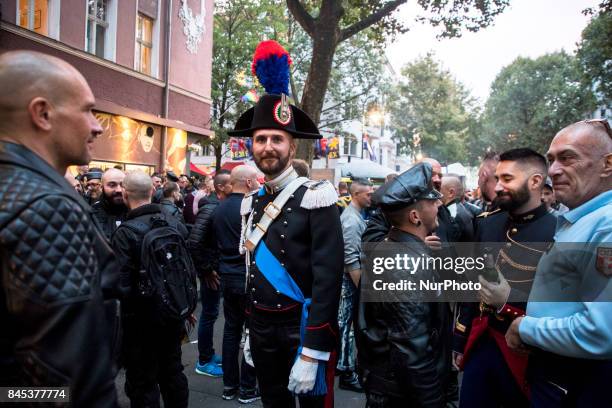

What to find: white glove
left=243, top=333, right=254, bottom=367
left=287, top=356, right=319, bottom=394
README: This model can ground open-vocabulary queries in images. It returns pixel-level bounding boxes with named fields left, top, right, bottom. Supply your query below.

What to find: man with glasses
left=506, top=119, right=612, bottom=407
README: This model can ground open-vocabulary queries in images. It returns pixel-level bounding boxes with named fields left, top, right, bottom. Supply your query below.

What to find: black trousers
left=249, top=309, right=324, bottom=408
left=222, top=289, right=257, bottom=391
left=123, top=317, right=188, bottom=408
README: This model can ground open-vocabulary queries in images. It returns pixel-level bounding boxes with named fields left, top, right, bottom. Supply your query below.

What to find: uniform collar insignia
left=509, top=204, right=547, bottom=223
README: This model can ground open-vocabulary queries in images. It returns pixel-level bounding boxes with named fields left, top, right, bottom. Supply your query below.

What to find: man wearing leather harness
left=230, top=40, right=343, bottom=408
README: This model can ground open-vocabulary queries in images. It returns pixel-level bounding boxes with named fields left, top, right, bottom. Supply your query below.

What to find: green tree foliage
left=482, top=52, right=596, bottom=155
left=576, top=6, right=612, bottom=104
left=210, top=0, right=391, bottom=166
left=389, top=54, right=480, bottom=164
left=209, top=0, right=269, bottom=169
left=287, top=0, right=510, bottom=161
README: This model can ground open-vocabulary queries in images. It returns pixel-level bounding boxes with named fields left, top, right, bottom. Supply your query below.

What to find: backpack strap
left=120, top=219, right=151, bottom=236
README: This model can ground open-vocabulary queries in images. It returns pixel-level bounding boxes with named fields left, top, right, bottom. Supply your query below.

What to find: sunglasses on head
left=582, top=118, right=612, bottom=138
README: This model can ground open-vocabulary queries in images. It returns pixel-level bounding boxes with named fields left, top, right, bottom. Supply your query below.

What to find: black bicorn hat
left=227, top=40, right=322, bottom=140
left=373, top=162, right=442, bottom=211
left=227, top=94, right=322, bottom=139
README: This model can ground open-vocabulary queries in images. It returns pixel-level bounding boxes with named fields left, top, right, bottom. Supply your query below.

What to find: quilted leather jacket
left=0, top=142, right=118, bottom=407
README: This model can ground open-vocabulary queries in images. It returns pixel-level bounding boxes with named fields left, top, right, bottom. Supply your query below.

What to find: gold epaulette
left=477, top=208, right=502, bottom=218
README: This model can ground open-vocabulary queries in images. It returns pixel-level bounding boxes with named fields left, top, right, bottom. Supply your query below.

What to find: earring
left=416, top=221, right=422, bottom=227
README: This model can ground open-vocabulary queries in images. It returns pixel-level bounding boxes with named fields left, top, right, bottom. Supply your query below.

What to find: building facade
left=0, top=0, right=214, bottom=174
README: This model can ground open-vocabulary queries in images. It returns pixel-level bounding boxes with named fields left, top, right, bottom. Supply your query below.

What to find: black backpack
left=124, top=215, right=198, bottom=322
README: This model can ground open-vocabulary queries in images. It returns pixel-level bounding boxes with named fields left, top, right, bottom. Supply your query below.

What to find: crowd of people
left=1, top=44, right=611, bottom=408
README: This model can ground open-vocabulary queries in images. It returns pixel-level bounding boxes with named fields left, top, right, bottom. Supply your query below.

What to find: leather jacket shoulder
left=160, top=199, right=185, bottom=223
left=0, top=142, right=118, bottom=407
left=362, top=210, right=391, bottom=244
left=187, top=201, right=219, bottom=277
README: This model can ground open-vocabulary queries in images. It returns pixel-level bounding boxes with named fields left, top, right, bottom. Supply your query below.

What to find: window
left=135, top=14, right=154, bottom=75
left=86, top=0, right=109, bottom=58
left=18, top=0, right=48, bottom=35
left=343, top=135, right=358, bottom=157
left=203, top=144, right=213, bottom=156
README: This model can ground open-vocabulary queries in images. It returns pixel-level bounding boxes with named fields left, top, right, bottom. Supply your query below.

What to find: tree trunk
left=214, top=145, right=222, bottom=171
left=295, top=3, right=342, bottom=162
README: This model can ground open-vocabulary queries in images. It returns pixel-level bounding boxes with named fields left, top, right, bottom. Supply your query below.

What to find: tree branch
left=319, top=117, right=353, bottom=129
left=320, top=87, right=375, bottom=114
left=340, top=0, right=407, bottom=42
left=286, top=0, right=315, bottom=37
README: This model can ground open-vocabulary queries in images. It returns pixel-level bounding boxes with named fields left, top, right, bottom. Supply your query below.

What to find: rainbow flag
left=241, top=89, right=259, bottom=103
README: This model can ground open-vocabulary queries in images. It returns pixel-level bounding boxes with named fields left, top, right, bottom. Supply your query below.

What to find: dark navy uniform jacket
left=245, top=181, right=343, bottom=352
left=453, top=204, right=556, bottom=354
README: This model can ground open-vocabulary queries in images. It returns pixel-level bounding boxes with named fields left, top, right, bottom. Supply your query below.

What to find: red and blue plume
left=251, top=40, right=292, bottom=95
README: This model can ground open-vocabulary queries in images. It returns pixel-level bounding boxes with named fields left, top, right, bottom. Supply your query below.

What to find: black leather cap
left=84, top=170, right=102, bottom=180
left=166, top=171, right=179, bottom=182
left=372, top=162, right=442, bottom=211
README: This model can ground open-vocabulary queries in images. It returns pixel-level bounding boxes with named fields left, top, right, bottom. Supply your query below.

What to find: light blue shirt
left=520, top=190, right=612, bottom=359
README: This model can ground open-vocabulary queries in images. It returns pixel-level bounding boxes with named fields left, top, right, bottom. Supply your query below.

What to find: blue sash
left=254, top=241, right=327, bottom=396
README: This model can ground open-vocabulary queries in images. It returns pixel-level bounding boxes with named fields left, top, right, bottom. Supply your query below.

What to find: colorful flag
left=241, top=89, right=259, bottom=103
left=327, top=137, right=340, bottom=159
left=363, top=134, right=376, bottom=161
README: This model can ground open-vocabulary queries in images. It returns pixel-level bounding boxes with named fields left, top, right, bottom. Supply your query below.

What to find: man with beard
left=230, top=40, right=343, bottom=408
left=92, top=168, right=128, bottom=239
left=84, top=168, right=103, bottom=205
left=453, top=148, right=556, bottom=407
